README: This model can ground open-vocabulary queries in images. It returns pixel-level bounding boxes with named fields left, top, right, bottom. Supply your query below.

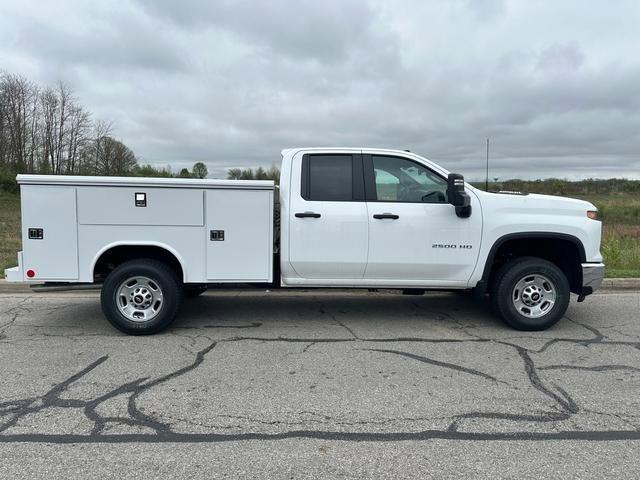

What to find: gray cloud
left=1, top=0, right=639, bottom=179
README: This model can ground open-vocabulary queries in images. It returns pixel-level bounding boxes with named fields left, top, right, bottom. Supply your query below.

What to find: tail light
left=587, top=210, right=598, bottom=220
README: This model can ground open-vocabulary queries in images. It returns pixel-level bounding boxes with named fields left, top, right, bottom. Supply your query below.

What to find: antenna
left=485, top=138, right=490, bottom=191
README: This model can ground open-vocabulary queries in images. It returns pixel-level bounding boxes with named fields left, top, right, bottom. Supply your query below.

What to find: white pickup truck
left=5, top=148, right=605, bottom=334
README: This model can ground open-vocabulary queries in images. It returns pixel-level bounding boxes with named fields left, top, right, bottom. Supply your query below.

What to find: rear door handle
left=373, top=213, right=399, bottom=220
left=295, top=212, right=321, bottom=218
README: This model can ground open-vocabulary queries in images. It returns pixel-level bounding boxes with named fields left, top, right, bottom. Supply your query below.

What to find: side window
left=302, top=155, right=353, bottom=201
left=372, top=156, right=448, bottom=203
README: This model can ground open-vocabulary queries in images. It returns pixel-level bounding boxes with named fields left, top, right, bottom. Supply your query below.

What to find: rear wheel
left=101, top=259, right=183, bottom=335
left=491, top=257, right=570, bottom=331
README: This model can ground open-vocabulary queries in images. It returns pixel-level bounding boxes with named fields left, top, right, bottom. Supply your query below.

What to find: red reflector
left=26, top=269, right=35, bottom=278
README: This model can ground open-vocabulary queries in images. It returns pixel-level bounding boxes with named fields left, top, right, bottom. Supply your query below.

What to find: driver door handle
left=373, top=213, right=399, bottom=220
left=295, top=211, right=321, bottom=218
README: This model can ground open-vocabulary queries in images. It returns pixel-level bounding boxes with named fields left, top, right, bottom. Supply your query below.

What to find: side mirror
left=447, top=173, right=472, bottom=218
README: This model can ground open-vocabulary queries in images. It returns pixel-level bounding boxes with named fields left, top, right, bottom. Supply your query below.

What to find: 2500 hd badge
left=432, top=244, right=473, bottom=249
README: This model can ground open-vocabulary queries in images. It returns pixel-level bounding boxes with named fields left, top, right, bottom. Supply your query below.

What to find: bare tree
left=94, top=136, right=137, bottom=175
left=65, top=104, right=91, bottom=174
left=0, top=73, right=37, bottom=172
left=26, top=84, right=39, bottom=173
left=40, top=86, right=58, bottom=173
left=0, top=70, right=166, bottom=189
left=89, top=119, right=113, bottom=175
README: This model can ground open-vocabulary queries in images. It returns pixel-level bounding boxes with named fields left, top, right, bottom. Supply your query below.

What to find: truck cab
left=5, top=147, right=605, bottom=334
left=281, top=148, right=481, bottom=287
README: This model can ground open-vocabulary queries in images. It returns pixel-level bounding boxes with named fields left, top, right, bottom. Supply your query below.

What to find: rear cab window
left=301, top=154, right=364, bottom=201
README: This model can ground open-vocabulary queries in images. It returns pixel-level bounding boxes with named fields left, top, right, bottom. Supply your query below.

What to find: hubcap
left=116, top=276, right=163, bottom=322
left=512, top=274, right=556, bottom=319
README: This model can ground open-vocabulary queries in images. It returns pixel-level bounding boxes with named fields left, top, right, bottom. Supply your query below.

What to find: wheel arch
left=480, top=232, right=586, bottom=294
left=91, top=242, right=187, bottom=283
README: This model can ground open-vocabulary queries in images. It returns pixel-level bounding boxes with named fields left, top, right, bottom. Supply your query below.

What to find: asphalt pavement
left=0, top=289, right=639, bottom=478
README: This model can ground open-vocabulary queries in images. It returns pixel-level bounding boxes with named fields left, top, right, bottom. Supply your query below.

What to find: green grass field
left=0, top=191, right=638, bottom=278
left=0, top=192, right=21, bottom=277
left=577, top=193, right=640, bottom=277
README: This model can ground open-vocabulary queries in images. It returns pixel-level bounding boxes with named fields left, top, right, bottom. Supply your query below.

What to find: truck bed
left=12, top=174, right=275, bottom=284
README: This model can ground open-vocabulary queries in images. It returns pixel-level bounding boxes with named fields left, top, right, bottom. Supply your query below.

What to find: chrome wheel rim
left=512, top=274, right=556, bottom=319
left=116, top=276, right=164, bottom=322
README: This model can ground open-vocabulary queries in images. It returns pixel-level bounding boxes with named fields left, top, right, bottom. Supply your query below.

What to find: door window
left=302, top=155, right=353, bottom=201
left=372, top=156, right=448, bottom=203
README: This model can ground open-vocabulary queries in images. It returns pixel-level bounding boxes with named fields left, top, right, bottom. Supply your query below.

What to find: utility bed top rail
left=16, top=174, right=274, bottom=190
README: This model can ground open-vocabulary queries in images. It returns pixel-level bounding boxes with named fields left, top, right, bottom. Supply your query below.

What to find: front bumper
left=580, top=262, right=605, bottom=298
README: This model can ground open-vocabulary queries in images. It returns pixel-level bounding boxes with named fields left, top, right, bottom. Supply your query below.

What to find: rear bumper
left=4, top=252, right=23, bottom=282
left=580, top=262, right=605, bottom=297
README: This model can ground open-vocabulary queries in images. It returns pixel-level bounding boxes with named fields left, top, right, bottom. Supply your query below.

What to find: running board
left=31, top=282, right=101, bottom=292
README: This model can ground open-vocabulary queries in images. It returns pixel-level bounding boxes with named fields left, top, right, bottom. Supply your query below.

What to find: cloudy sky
left=1, top=0, right=639, bottom=179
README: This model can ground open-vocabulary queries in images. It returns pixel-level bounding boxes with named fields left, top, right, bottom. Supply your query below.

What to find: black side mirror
left=447, top=173, right=472, bottom=218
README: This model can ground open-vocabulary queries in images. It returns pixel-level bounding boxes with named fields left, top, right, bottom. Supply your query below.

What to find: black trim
left=353, top=154, right=365, bottom=201
left=363, top=154, right=376, bottom=201
left=301, top=154, right=310, bottom=200
left=578, top=286, right=593, bottom=301
left=479, top=232, right=588, bottom=286
left=295, top=212, right=321, bottom=218
left=373, top=213, right=399, bottom=219
left=300, top=153, right=365, bottom=202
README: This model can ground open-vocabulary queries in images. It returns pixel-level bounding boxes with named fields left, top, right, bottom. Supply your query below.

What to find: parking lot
left=0, top=289, right=639, bottom=478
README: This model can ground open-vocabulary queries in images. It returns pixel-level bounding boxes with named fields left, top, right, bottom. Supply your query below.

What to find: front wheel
left=491, top=257, right=570, bottom=331
left=101, top=259, right=183, bottom=335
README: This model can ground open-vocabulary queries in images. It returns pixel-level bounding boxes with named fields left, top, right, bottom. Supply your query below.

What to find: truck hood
left=522, top=192, right=595, bottom=210
left=474, top=189, right=596, bottom=214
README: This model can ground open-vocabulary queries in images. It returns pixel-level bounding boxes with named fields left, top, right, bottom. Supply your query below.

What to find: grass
left=574, top=192, right=640, bottom=225
left=581, top=195, right=640, bottom=277
left=606, top=269, right=640, bottom=278
left=600, top=223, right=640, bottom=277
left=0, top=190, right=638, bottom=279
left=0, top=191, right=20, bottom=277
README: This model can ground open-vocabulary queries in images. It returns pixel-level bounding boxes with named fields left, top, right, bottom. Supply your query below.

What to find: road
left=0, top=289, right=639, bottom=478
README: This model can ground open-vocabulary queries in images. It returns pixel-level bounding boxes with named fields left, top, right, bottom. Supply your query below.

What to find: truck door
left=363, top=154, right=482, bottom=284
left=287, top=153, right=368, bottom=280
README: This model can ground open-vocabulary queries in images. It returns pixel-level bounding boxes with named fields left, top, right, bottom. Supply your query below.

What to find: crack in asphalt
left=539, top=365, right=640, bottom=373
left=0, top=296, right=32, bottom=339
left=0, top=296, right=639, bottom=443
left=363, top=348, right=502, bottom=383
left=1, top=429, right=640, bottom=443
left=0, top=341, right=218, bottom=438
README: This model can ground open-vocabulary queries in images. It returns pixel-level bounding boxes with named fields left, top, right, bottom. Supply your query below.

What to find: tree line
left=226, top=166, right=280, bottom=184
left=0, top=73, right=131, bottom=186
left=0, top=72, right=212, bottom=193
left=474, top=178, right=640, bottom=196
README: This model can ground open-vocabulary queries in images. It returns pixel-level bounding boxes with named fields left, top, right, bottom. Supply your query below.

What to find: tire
left=101, top=259, right=183, bottom=335
left=184, top=284, right=208, bottom=298
left=490, top=257, right=570, bottom=331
